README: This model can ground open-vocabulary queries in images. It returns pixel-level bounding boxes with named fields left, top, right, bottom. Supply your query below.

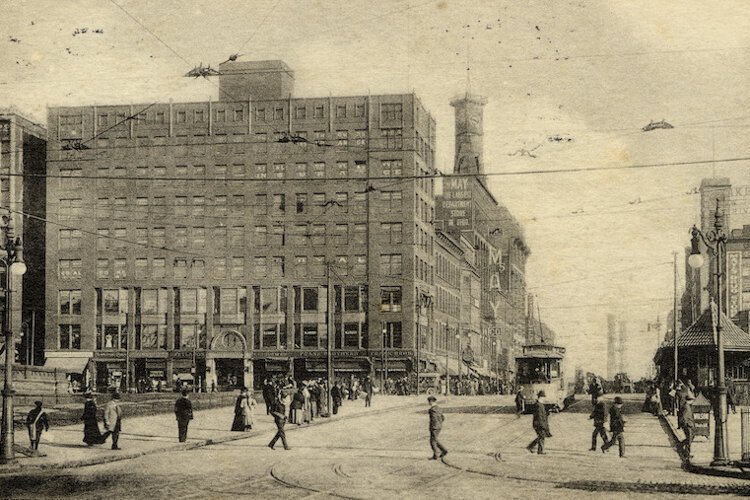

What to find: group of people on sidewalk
left=82, top=391, right=123, bottom=450
left=22, top=373, right=377, bottom=455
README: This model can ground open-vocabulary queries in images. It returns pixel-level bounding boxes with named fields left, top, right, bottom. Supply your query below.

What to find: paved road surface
left=1, top=395, right=748, bottom=499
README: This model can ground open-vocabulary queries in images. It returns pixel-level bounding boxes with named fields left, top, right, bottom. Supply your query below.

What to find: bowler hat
left=112, top=392, right=121, bottom=400
left=614, top=396, right=623, bottom=404
left=427, top=396, right=437, bottom=402
left=34, top=400, right=43, bottom=407
left=537, top=390, right=546, bottom=398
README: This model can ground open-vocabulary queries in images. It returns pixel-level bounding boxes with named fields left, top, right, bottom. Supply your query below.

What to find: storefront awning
left=305, top=358, right=371, bottom=372
left=44, top=357, right=90, bottom=374
left=434, top=357, right=459, bottom=376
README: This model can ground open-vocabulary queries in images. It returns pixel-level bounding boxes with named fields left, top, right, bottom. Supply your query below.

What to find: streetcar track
left=269, top=463, right=363, bottom=500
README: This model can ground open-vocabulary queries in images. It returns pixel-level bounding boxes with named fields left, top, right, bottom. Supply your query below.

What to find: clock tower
left=450, top=92, right=487, bottom=175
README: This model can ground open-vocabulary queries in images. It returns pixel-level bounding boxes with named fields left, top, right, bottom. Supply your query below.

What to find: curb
left=658, top=412, right=750, bottom=480
left=0, top=399, right=418, bottom=475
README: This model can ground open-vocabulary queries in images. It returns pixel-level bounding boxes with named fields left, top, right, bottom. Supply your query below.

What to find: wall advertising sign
left=727, top=250, right=742, bottom=318
left=442, top=177, right=472, bottom=228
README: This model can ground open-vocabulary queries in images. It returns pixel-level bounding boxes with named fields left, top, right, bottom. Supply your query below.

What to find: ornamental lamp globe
left=688, top=252, right=704, bottom=270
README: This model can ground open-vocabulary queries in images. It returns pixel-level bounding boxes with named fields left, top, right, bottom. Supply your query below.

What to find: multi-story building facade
left=43, top=60, right=441, bottom=391
left=435, top=92, right=531, bottom=382
left=0, top=109, right=46, bottom=366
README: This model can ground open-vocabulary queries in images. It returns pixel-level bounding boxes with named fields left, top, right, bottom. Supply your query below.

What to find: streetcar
left=515, top=343, right=575, bottom=412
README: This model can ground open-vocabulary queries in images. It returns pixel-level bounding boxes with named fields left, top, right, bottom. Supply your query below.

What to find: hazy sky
left=3, top=1, right=750, bottom=377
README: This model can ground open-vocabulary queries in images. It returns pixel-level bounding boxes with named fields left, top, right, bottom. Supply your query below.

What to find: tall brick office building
left=0, top=109, right=46, bottom=366
left=44, top=60, right=440, bottom=391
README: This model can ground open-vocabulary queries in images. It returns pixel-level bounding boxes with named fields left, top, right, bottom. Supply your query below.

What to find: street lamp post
left=455, top=328, right=461, bottom=395
left=0, top=216, right=27, bottom=464
left=192, top=319, right=198, bottom=393
left=687, top=199, right=729, bottom=466
left=444, top=324, right=449, bottom=396
left=492, top=338, right=500, bottom=394
left=381, top=323, right=386, bottom=394
left=415, top=292, right=432, bottom=397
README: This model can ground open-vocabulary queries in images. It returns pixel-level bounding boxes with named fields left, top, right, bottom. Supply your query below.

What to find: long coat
left=532, top=401, right=550, bottom=435
left=82, top=399, right=107, bottom=445
left=609, top=405, right=625, bottom=433
left=231, top=394, right=254, bottom=431
left=428, top=405, right=445, bottom=431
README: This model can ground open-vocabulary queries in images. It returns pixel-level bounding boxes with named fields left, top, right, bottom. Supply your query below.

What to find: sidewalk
left=662, top=408, right=750, bottom=479
left=0, top=394, right=420, bottom=473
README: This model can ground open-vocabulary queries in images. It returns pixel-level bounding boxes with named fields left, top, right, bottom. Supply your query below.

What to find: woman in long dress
left=82, top=393, right=109, bottom=445
left=231, top=387, right=254, bottom=431
left=302, top=382, right=312, bottom=424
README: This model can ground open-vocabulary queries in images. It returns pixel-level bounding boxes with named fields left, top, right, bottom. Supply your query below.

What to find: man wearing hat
left=602, top=396, right=626, bottom=457
left=174, top=389, right=194, bottom=443
left=104, top=392, right=123, bottom=450
left=427, top=396, right=448, bottom=460
left=526, top=391, right=551, bottom=455
left=678, top=392, right=696, bottom=460
left=25, top=400, right=49, bottom=451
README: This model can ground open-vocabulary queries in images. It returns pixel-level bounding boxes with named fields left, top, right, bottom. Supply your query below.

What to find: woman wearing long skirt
left=82, top=393, right=110, bottom=445
left=231, top=387, right=255, bottom=431
left=302, top=382, right=312, bottom=424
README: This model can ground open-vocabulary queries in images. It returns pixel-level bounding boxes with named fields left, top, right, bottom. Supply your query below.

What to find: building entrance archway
left=207, top=330, right=252, bottom=391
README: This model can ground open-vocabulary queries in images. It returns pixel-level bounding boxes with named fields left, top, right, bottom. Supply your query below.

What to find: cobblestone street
left=2, top=395, right=748, bottom=498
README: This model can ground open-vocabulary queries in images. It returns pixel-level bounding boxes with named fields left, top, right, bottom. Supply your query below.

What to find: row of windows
left=58, top=286, right=403, bottom=350
left=59, top=285, right=377, bottom=318
left=435, top=285, right=460, bottom=318
left=62, top=116, right=404, bottom=151
left=72, top=222, right=402, bottom=251
left=435, top=251, right=461, bottom=288
left=88, top=102, right=397, bottom=128
left=58, top=254, right=402, bottom=280
left=58, top=190, right=403, bottom=220
left=415, top=223, right=434, bottom=254
left=59, top=157, right=403, bottom=189
left=415, top=255, right=433, bottom=284
left=416, top=193, right=434, bottom=224
left=62, top=320, right=390, bottom=351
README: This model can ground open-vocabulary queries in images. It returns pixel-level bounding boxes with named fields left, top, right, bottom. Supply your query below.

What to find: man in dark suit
left=331, top=382, right=342, bottom=415
left=268, top=397, right=290, bottom=450
left=174, top=389, right=194, bottom=443
left=526, top=391, right=551, bottom=455
left=427, top=396, right=448, bottom=460
left=678, top=393, right=695, bottom=460
left=602, top=396, right=626, bottom=457
left=363, top=376, right=374, bottom=407
left=262, top=379, right=275, bottom=415
left=589, top=399, right=608, bottom=451
left=25, top=400, right=49, bottom=451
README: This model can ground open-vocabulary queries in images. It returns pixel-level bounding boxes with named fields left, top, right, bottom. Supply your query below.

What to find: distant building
left=436, top=92, right=531, bottom=380
left=618, top=320, right=628, bottom=374
left=0, top=109, right=46, bottom=365
left=606, top=313, right=617, bottom=378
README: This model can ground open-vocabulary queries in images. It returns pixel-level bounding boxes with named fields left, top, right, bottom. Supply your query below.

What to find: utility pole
left=445, top=324, right=449, bottom=396
left=326, top=262, right=334, bottom=415
left=416, top=298, right=421, bottom=396
left=673, top=252, right=679, bottom=389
